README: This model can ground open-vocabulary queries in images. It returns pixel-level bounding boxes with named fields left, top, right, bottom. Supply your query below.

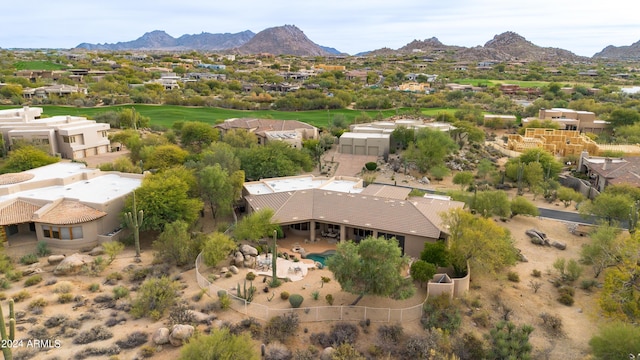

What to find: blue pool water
left=305, top=250, right=336, bottom=266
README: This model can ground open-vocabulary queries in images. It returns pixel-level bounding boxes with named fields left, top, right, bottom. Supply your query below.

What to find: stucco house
left=0, top=162, right=143, bottom=250
left=522, top=108, right=608, bottom=133
left=0, top=106, right=111, bottom=160
left=243, top=175, right=464, bottom=258
left=577, top=151, right=640, bottom=192
left=215, top=118, right=318, bottom=148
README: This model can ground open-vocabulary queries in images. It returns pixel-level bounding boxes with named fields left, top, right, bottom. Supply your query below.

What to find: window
left=41, top=225, right=83, bottom=240
left=100, top=131, right=108, bottom=138
left=32, top=137, right=50, bottom=145
left=62, top=135, right=76, bottom=143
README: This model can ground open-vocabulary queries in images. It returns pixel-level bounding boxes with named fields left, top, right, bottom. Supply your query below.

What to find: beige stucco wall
left=36, top=220, right=100, bottom=250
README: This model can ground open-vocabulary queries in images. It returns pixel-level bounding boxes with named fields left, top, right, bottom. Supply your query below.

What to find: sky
left=2, top=0, right=639, bottom=57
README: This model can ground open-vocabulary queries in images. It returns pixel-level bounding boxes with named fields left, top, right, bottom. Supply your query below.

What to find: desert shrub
left=192, top=289, right=206, bottom=302
left=169, top=303, right=196, bottom=326
left=325, top=294, right=334, bottom=305
left=228, top=317, right=263, bottom=339
left=0, top=293, right=6, bottom=301
left=288, top=294, right=304, bottom=308
left=246, top=272, right=256, bottom=281
left=487, top=321, right=534, bottom=360
left=421, top=294, right=462, bottom=333
left=401, top=330, right=445, bottom=359
left=280, top=291, right=290, bottom=300
left=139, top=345, right=156, bottom=358
left=453, top=332, right=487, bottom=360
left=507, top=271, right=520, bottom=282
left=5, top=270, right=22, bottom=282
left=264, top=313, right=299, bottom=344
left=54, top=281, right=73, bottom=294
left=580, top=278, right=598, bottom=291
left=558, top=286, right=575, bottom=297
left=13, top=289, right=31, bottom=302
left=105, top=271, right=123, bottom=284
left=28, top=325, right=49, bottom=339
left=0, top=278, right=10, bottom=290
left=88, top=283, right=100, bottom=292
left=103, top=241, right=125, bottom=264
left=94, top=294, right=114, bottom=303
left=557, top=292, right=575, bottom=306
left=311, top=290, right=320, bottom=300
left=589, top=321, right=640, bottom=360
left=540, top=312, right=564, bottom=336
left=24, top=274, right=42, bottom=287
left=28, top=297, right=48, bottom=309
left=130, top=277, right=180, bottom=320
left=377, top=324, right=403, bottom=354
left=19, top=253, right=38, bottom=265
left=264, top=341, right=291, bottom=360
left=365, top=162, right=377, bottom=171
left=36, top=241, right=51, bottom=257
left=311, top=322, right=359, bottom=348
left=179, top=328, right=259, bottom=360
left=112, top=286, right=129, bottom=300
left=73, top=345, right=121, bottom=360
left=58, top=293, right=74, bottom=304
left=293, top=348, right=317, bottom=360
left=73, top=325, right=113, bottom=344
left=332, top=343, right=365, bottom=359
left=531, top=269, right=542, bottom=278
left=44, top=314, right=68, bottom=328
left=219, top=293, right=231, bottom=310
left=129, top=268, right=151, bottom=283
left=471, top=310, right=491, bottom=328
left=115, top=331, right=148, bottom=349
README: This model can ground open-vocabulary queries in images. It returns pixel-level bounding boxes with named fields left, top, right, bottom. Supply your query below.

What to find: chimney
left=603, top=158, right=612, bottom=171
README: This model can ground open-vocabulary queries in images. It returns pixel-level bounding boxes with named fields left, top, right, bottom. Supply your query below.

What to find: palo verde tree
left=442, top=208, right=518, bottom=277
left=233, top=208, right=279, bottom=242
left=326, top=236, right=414, bottom=305
left=0, top=145, right=59, bottom=174
left=123, top=171, right=203, bottom=232
left=402, top=128, right=458, bottom=173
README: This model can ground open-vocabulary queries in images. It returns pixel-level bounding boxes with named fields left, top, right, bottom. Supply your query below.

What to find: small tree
left=102, top=241, right=125, bottom=264
left=510, top=196, right=539, bottom=218
left=326, top=236, right=414, bottom=305
left=131, top=277, right=180, bottom=320
left=179, top=328, right=259, bottom=360
left=201, top=232, right=236, bottom=267
left=453, top=171, right=474, bottom=190
left=589, top=321, right=640, bottom=360
left=410, top=260, right=437, bottom=288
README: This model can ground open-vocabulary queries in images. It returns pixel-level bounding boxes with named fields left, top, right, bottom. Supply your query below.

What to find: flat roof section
left=244, top=175, right=362, bottom=195
left=0, top=174, right=141, bottom=204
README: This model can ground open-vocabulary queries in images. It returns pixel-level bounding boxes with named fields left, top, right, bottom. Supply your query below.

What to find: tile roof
left=216, top=118, right=316, bottom=136
left=37, top=200, right=107, bottom=225
left=587, top=157, right=640, bottom=187
left=0, top=200, right=42, bottom=226
left=246, top=188, right=464, bottom=238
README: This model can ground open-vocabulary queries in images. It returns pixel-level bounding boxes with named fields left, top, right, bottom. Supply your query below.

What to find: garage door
left=367, top=146, right=378, bottom=155
left=341, top=145, right=353, bottom=154
left=354, top=146, right=366, bottom=155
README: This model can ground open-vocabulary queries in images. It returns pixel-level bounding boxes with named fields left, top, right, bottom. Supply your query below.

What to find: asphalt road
left=538, top=208, right=597, bottom=225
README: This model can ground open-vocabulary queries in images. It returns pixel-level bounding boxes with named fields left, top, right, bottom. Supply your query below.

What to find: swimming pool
left=304, top=250, right=336, bottom=267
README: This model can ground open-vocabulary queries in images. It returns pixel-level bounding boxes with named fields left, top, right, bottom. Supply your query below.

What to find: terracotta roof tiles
left=0, top=200, right=42, bottom=226
left=37, top=200, right=107, bottom=225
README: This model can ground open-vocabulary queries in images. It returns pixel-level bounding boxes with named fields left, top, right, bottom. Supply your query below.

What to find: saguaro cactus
left=0, top=299, right=16, bottom=360
left=268, top=230, right=283, bottom=287
left=124, top=191, right=144, bottom=258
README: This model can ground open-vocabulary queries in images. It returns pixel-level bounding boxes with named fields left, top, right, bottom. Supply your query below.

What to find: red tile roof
left=37, top=200, right=107, bottom=225
left=0, top=200, right=42, bottom=226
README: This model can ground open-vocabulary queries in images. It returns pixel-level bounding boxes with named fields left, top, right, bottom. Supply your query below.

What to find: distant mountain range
left=75, top=25, right=640, bottom=61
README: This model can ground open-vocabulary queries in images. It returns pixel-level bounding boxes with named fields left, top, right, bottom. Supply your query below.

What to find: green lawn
left=0, top=105, right=457, bottom=128
left=13, top=61, right=68, bottom=71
